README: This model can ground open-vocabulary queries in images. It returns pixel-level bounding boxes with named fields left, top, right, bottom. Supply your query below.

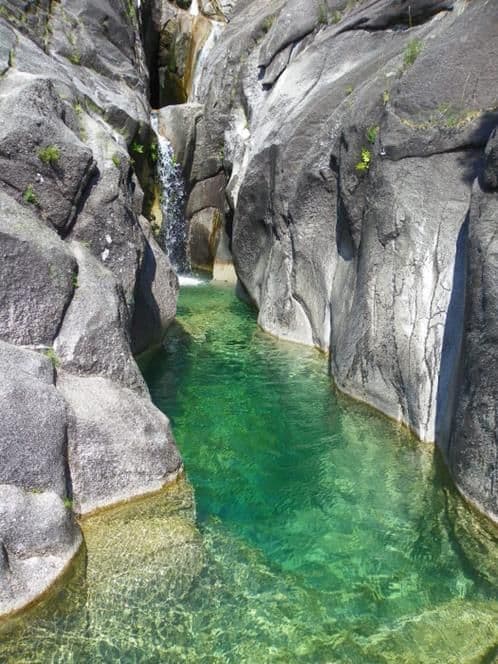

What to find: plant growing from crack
left=355, top=147, right=371, bottom=173
left=38, top=145, right=60, bottom=165
left=403, top=38, right=423, bottom=68
left=23, top=185, right=39, bottom=206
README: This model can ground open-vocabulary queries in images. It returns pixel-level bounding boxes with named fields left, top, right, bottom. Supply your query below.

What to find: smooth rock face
left=0, top=342, right=67, bottom=495
left=0, top=0, right=180, bottom=616
left=180, top=0, right=498, bottom=516
left=55, top=242, right=147, bottom=394
left=0, top=486, right=82, bottom=617
left=0, top=191, right=76, bottom=346
left=132, top=217, right=179, bottom=355
left=59, top=373, right=183, bottom=516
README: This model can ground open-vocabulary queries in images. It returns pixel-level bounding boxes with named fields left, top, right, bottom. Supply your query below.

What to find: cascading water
left=151, top=113, right=189, bottom=274
left=191, top=21, right=224, bottom=102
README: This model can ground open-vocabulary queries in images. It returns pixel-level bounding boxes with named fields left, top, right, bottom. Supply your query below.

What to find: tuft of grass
left=345, top=85, right=354, bottom=96
left=366, top=126, right=379, bottom=144
left=23, top=185, right=39, bottom=206
left=63, top=497, right=73, bottom=509
left=44, top=347, right=61, bottom=368
left=382, top=89, right=390, bottom=105
left=38, top=145, right=60, bottom=165
left=355, top=147, right=371, bottom=173
left=69, top=51, right=81, bottom=65
left=331, top=10, right=342, bottom=24
left=112, top=153, right=121, bottom=168
left=403, top=38, right=423, bottom=68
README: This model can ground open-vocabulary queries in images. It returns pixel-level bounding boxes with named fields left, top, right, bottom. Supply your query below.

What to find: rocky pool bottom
left=2, top=282, right=498, bottom=663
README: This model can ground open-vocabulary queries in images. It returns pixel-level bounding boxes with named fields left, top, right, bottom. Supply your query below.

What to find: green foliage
left=23, top=185, right=39, bottom=206
left=262, top=15, right=275, bottom=33
left=382, top=89, right=390, bottom=105
left=131, top=141, right=144, bottom=155
left=366, top=126, right=379, bottom=144
left=44, top=347, right=61, bottom=369
left=150, top=141, right=158, bottom=164
left=69, top=51, right=81, bottom=65
left=355, top=148, right=371, bottom=173
left=403, top=39, right=423, bottom=68
left=345, top=85, right=354, bottom=96
left=330, top=10, right=342, bottom=24
left=112, top=153, right=121, bottom=168
left=72, top=271, right=79, bottom=288
left=318, top=3, right=328, bottom=24
left=38, top=145, right=60, bottom=165
left=63, top=497, right=73, bottom=509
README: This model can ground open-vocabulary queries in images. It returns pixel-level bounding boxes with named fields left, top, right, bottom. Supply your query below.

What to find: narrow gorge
left=0, top=0, right=497, bottom=661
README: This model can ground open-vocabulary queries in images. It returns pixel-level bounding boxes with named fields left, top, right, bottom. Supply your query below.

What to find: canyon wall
left=169, top=0, right=498, bottom=518
left=0, top=0, right=181, bottom=616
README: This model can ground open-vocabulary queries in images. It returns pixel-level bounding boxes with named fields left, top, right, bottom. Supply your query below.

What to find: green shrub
left=112, top=153, right=121, bottom=168
left=44, top=347, right=61, bottom=368
left=403, top=39, right=423, bottom=68
left=23, top=185, right=39, bottom=206
left=366, top=126, right=379, bottom=144
left=355, top=148, right=371, bottom=173
left=131, top=141, right=144, bottom=154
left=63, top=497, right=73, bottom=509
left=38, top=145, right=60, bottom=165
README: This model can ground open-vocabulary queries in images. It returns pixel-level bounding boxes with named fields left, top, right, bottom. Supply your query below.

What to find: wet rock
left=188, top=207, right=222, bottom=271
left=0, top=485, right=82, bottom=617
left=157, top=103, right=204, bottom=174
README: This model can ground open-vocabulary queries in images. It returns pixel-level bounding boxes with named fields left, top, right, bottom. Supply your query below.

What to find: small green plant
left=366, top=125, right=379, bottom=144
left=331, top=10, right=342, bottom=24
left=72, top=271, right=79, bottom=288
left=150, top=141, right=158, bottom=164
left=318, top=3, right=328, bottom=24
left=73, top=102, right=83, bottom=115
left=112, top=153, right=121, bottom=168
left=403, top=38, right=423, bottom=68
left=345, top=85, right=354, bottom=96
left=131, top=141, right=144, bottom=155
left=355, top=147, right=371, bottom=173
left=38, top=145, right=60, bottom=165
left=262, top=15, right=275, bottom=33
left=382, top=89, right=390, bottom=105
left=69, top=51, right=81, bottom=65
left=44, top=347, right=61, bottom=368
left=23, top=185, right=39, bottom=206
left=63, top=497, right=73, bottom=509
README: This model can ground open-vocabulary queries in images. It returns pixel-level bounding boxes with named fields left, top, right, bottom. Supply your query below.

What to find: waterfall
left=191, top=21, right=224, bottom=102
left=151, top=114, right=189, bottom=274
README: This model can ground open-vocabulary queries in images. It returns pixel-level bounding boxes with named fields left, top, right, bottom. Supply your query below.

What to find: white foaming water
left=191, top=22, right=224, bottom=101
left=151, top=114, right=189, bottom=273
left=189, top=0, right=199, bottom=15
left=178, top=275, right=207, bottom=287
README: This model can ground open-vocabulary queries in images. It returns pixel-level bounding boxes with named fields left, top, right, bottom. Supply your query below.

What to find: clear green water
left=2, top=282, right=498, bottom=663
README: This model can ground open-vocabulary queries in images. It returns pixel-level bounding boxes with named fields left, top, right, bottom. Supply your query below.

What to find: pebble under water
left=2, top=282, right=498, bottom=663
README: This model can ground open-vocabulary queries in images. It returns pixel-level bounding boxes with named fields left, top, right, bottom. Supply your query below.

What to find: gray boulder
left=0, top=342, right=67, bottom=496
left=59, top=373, right=183, bottom=516
left=0, top=485, right=82, bottom=616
left=0, top=190, right=76, bottom=346
left=157, top=103, right=204, bottom=174
left=54, top=243, right=147, bottom=393
left=132, top=217, right=179, bottom=355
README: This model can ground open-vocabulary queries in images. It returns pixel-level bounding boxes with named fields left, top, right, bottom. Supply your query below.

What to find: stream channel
left=2, top=280, right=498, bottom=662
